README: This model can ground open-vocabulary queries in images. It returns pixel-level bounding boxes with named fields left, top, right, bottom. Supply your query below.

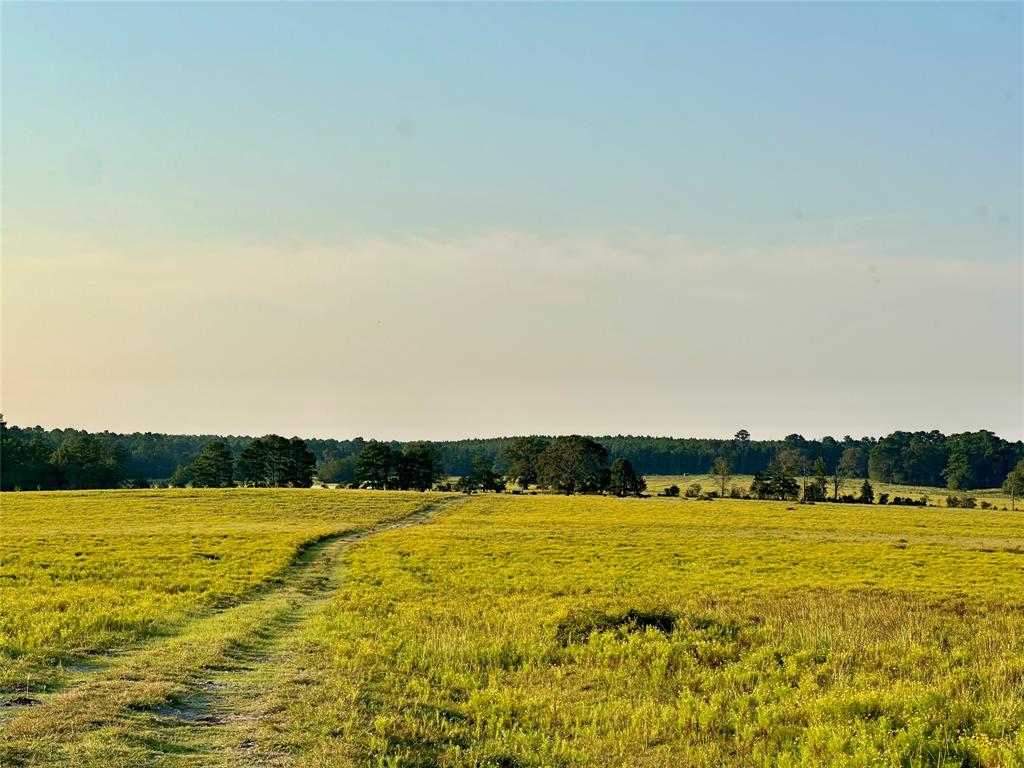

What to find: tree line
left=2, top=416, right=1021, bottom=494
left=170, top=436, right=317, bottom=488
left=0, top=418, right=317, bottom=490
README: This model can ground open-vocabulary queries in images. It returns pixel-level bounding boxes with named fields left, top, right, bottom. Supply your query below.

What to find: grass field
left=643, top=475, right=1015, bottom=508
left=0, top=489, right=444, bottom=692
left=2, top=489, right=1022, bottom=766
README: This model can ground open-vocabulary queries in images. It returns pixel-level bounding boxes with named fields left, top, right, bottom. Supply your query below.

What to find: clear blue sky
left=3, top=2, right=1022, bottom=440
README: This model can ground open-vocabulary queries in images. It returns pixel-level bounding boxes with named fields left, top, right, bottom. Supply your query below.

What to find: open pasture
left=0, top=488, right=441, bottom=692
left=1, top=490, right=1023, bottom=767
left=264, top=494, right=1024, bottom=767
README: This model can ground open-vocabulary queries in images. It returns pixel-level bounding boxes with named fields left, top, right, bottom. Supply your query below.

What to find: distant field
left=644, top=474, right=1015, bottom=507
left=2, top=490, right=1022, bottom=766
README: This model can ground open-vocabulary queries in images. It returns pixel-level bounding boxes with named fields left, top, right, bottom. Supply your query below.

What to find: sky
left=2, top=2, right=1021, bottom=442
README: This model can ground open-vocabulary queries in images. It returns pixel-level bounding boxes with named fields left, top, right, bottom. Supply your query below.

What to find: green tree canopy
left=236, top=435, right=315, bottom=487
left=1003, top=459, right=1024, bottom=511
left=50, top=433, right=128, bottom=490
left=537, top=436, right=609, bottom=495
left=456, top=456, right=505, bottom=494
left=355, top=442, right=397, bottom=489
left=502, top=436, right=550, bottom=489
left=397, top=442, right=444, bottom=491
left=608, top=458, right=646, bottom=497
left=190, top=441, right=235, bottom=488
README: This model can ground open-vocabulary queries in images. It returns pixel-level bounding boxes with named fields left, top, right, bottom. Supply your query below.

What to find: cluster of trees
left=166, top=435, right=316, bottom=488
left=3, top=416, right=1022, bottom=496
left=0, top=417, right=318, bottom=491
left=353, top=442, right=444, bottom=491
left=236, top=436, right=316, bottom=487
left=500, top=436, right=646, bottom=496
left=1, top=418, right=135, bottom=491
left=347, top=436, right=648, bottom=497
left=865, top=430, right=1020, bottom=489
left=454, top=457, right=505, bottom=493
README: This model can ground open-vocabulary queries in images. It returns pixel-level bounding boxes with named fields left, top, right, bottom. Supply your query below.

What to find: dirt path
left=152, top=498, right=458, bottom=766
left=0, top=496, right=461, bottom=767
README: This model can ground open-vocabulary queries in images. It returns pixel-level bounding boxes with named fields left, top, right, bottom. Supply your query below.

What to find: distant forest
left=2, top=417, right=1021, bottom=493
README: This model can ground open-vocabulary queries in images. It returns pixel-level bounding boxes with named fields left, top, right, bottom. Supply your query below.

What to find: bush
left=947, top=496, right=976, bottom=509
left=684, top=483, right=702, bottom=498
left=878, top=493, right=889, bottom=505
left=890, top=496, right=926, bottom=507
left=661, top=484, right=680, bottom=497
left=803, top=480, right=827, bottom=502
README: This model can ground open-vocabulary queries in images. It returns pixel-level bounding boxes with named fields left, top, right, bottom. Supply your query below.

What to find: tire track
left=0, top=496, right=461, bottom=767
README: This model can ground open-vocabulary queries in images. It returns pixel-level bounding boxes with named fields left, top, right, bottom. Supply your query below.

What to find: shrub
left=684, top=483, right=702, bottom=498
left=554, top=608, right=678, bottom=646
left=803, top=480, right=828, bottom=502
left=661, top=484, right=680, bottom=497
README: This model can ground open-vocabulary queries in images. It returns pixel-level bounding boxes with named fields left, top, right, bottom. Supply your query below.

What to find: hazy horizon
left=3, top=3, right=1022, bottom=441
left=5, top=414, right=1020, bottom=448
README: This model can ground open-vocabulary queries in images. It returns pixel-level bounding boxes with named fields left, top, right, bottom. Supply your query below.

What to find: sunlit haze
left=3, top=2, right=1021, bottom=440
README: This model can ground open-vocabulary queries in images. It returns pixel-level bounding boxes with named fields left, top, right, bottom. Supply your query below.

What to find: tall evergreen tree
left=608, top=458, right=646, bottom=497
left=234, top=435, right=314, bottom=487
left=284, top=437, right=317, bottom=487
left=190, top=441, right=235, bottom=488
left=50, top=433, right=128, bottom=490
left=355, top=442, right=395, bottom=489
left=236, top=440, right=269, bottom=487
left=396, top=442, right=442, bottom=491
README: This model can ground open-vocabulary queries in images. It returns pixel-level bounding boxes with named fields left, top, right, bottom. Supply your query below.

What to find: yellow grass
left=2, top=489, right=1022, bottom=766
left=0, top=488, right=439, bottom=690
left=644, top=474, right=1014, bottom=507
